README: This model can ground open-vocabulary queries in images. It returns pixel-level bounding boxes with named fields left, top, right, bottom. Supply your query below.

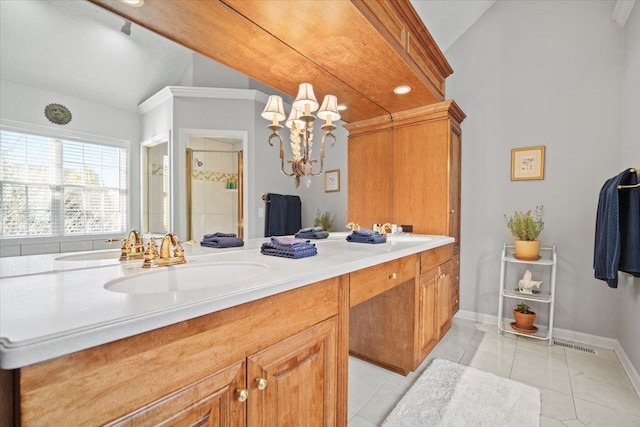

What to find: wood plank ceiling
left=90, top=0, right=453, bottom=123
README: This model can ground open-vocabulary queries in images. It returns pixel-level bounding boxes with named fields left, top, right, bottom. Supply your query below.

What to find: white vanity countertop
left=0, top=233, right=454, bottom=369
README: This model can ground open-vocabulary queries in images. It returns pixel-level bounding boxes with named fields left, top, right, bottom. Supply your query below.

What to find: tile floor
left=348, top=317, right=640, bottom=426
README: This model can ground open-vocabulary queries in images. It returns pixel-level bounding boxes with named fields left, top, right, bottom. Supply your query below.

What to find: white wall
left=618, top=2, right=640, bottom=377
left=445, top=0, right=625, bottom=340
left=0, top=80, right=141, bottom=255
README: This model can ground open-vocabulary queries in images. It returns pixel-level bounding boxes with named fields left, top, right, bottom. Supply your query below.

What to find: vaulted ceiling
left=0, top=0, right=493, bottom=120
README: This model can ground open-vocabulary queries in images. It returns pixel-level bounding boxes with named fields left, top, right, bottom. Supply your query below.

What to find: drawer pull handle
left=236, top=389, right=249, bottom=402
left=256, top=377, right=268, bottom=390
left=389, top=272, right=397, bottom=279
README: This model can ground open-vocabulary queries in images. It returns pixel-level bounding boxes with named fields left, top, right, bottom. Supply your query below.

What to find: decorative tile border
left=192, top=170, right=238, bottom=183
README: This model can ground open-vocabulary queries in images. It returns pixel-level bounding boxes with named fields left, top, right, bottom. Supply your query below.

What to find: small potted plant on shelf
left=314, top=210, right=336, bottom=231
left=504, top=205, right=544, bottom=260
left=512, top=303, right=536, bottom=332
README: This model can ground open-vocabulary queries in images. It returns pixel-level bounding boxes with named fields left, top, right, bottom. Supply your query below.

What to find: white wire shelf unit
left=497, top=243, right=557, bottom=344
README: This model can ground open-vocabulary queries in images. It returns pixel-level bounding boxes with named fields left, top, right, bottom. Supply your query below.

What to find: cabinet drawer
left=350, top=254, right=418, bottom=307
left=420, top=244, right=453, bottom=273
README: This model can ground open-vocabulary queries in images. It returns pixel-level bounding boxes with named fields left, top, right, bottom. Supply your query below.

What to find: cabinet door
left=419, top=271, right=438, bottom=359
left=436, top=261, right=452, bottom=338
left=451, top=252, right=460, bottom=315
left=247, top=318, right=337, bottom=427
left=449, top=125, right=461, bottom=248
left=347, top=128, right=393, bottom=228
left=393, top=120, right=450, bottom=235
left=107, top=361, right=246, bottom=427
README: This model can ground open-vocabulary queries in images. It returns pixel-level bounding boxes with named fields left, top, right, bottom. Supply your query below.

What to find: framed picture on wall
left=324, top=169, right=340, bottom=192
left=511, top=146, right=545, bottom=180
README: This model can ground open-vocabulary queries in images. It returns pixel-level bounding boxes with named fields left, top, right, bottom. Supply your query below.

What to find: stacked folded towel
left=200, top=232, right=244, bottom=248
left=261, top=236, right=318, bottom=259
left=346, top=229, right=387, bottom=244
left=294, top=227, right=329, bottom=239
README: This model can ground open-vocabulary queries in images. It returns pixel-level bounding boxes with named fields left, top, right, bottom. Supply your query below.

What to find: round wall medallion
left=44, top=103, right=72, bottom=125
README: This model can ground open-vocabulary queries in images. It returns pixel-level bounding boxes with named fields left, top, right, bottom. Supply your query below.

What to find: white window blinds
left=0, top=130, right=127, bottom=237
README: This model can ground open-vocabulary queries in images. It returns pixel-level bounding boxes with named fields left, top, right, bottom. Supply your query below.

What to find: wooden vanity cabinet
left=420, top=244, right=453, bottom=343
left=14, top=277, right=347, bottom=427
left=349, top=245, right=454, bottom=375
left=349, top=255, right=420, bottom=374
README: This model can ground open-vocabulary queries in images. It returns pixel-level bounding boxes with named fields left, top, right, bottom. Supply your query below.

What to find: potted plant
left=504, top=205, right=544, bottom=260
left=513, top=303, right=536, bottom=331
left=313, top=210, right=336, bottom=231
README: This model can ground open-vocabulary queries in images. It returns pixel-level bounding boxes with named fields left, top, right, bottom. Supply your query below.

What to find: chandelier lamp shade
left=262, top=83, right=341, bottom=187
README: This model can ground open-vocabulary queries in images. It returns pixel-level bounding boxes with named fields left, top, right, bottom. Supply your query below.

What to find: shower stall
left=186, top=141, right=243, bottom=241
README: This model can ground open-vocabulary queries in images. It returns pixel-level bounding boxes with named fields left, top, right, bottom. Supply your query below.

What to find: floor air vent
left=553, top=339, right=596, bottom=354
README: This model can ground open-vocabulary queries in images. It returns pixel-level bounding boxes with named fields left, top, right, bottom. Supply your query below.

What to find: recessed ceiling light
left=337, top=104, right=348, bottom=111
left=118, top=0, right=144, bottom=7
left=394, top=85, right=411, bottom=95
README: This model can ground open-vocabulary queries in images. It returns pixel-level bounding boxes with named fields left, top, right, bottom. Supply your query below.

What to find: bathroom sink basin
left=55, top=249, right=121, bottom=262
left=386, top=235, right=432, bottom=242
left=104, top=262, right=270, bottom=294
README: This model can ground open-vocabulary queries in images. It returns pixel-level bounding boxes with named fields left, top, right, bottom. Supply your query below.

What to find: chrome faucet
left=142, top=233, right=186, bottom=268
left=119, top=229, right=145, bottom=261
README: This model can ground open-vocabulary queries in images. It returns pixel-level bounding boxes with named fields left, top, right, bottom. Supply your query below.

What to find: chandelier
left=261, top=83, right=341, bottom=187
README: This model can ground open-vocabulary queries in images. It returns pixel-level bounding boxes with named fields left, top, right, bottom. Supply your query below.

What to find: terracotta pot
left=513, top=309, right=536, bottom=330
left=514, top=240, right=541, bottom=260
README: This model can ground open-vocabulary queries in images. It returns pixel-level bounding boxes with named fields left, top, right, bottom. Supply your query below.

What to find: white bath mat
left=382, top=358, right=541, bottom=427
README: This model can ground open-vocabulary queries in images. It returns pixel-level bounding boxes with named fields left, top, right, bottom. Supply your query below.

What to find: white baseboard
left=454, top=309, right=640, bottom=398
left=615, top=343, right=640, bottom=399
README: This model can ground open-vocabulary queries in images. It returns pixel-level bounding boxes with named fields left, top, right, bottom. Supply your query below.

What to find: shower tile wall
left=189, top=138, right=239, bottom=240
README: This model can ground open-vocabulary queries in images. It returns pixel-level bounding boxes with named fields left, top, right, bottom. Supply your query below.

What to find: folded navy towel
left=200, top=236, right=244, bottom=248
left=347, top=229, right=387, bottom=244
left=203, top=232, right=237, bottom=239
left=295, top=227, right=329, bottom=239
left=261, top=246, right=318, bottom=259
left=269, top=236, right=312, bottom=249
left=260, top=239, right=317, bottom=259
left=352, top=229, right=378, bottom=237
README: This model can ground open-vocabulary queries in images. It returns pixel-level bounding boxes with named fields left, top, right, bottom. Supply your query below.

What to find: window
left=0, top=130, right=127, bottom=238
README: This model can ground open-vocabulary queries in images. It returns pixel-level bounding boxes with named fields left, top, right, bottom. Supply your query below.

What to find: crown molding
left=137, top=86, right=269, bottom=114
left=612, top=0, right=636, bottom=27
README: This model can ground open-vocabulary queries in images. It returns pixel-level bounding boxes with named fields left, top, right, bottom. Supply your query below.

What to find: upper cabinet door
left=347, top=126, right=394, bottom=228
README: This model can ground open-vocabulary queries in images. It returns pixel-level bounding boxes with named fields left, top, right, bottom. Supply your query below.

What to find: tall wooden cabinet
left=391, top=101, right=464, bottom=251
left=346, top=100, right=465, bottom=249
left=346, top=100, right=465, bottom=318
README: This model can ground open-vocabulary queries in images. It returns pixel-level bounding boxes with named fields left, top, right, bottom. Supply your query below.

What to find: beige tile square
left=348, top=415, right=378, bottom=427
left=541, top=415, right=566, bottom=426
left=571, top=376, right=640, bottom=416
left=574, top=397, right=640, bottom=426
left=511, top=361, right=572, bottom=394
left=513, top=346, right=568, bottom=373
left=539, top=386, right=576, bottom=421
left=459, top=348, right=514, bottom=378
left=567, top=355, right=633, bottom=390
left=357, top=387, right=403, bottom=425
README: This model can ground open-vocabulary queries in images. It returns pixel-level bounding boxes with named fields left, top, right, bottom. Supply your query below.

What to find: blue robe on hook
left=594, top=169, right=640, bottom=288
